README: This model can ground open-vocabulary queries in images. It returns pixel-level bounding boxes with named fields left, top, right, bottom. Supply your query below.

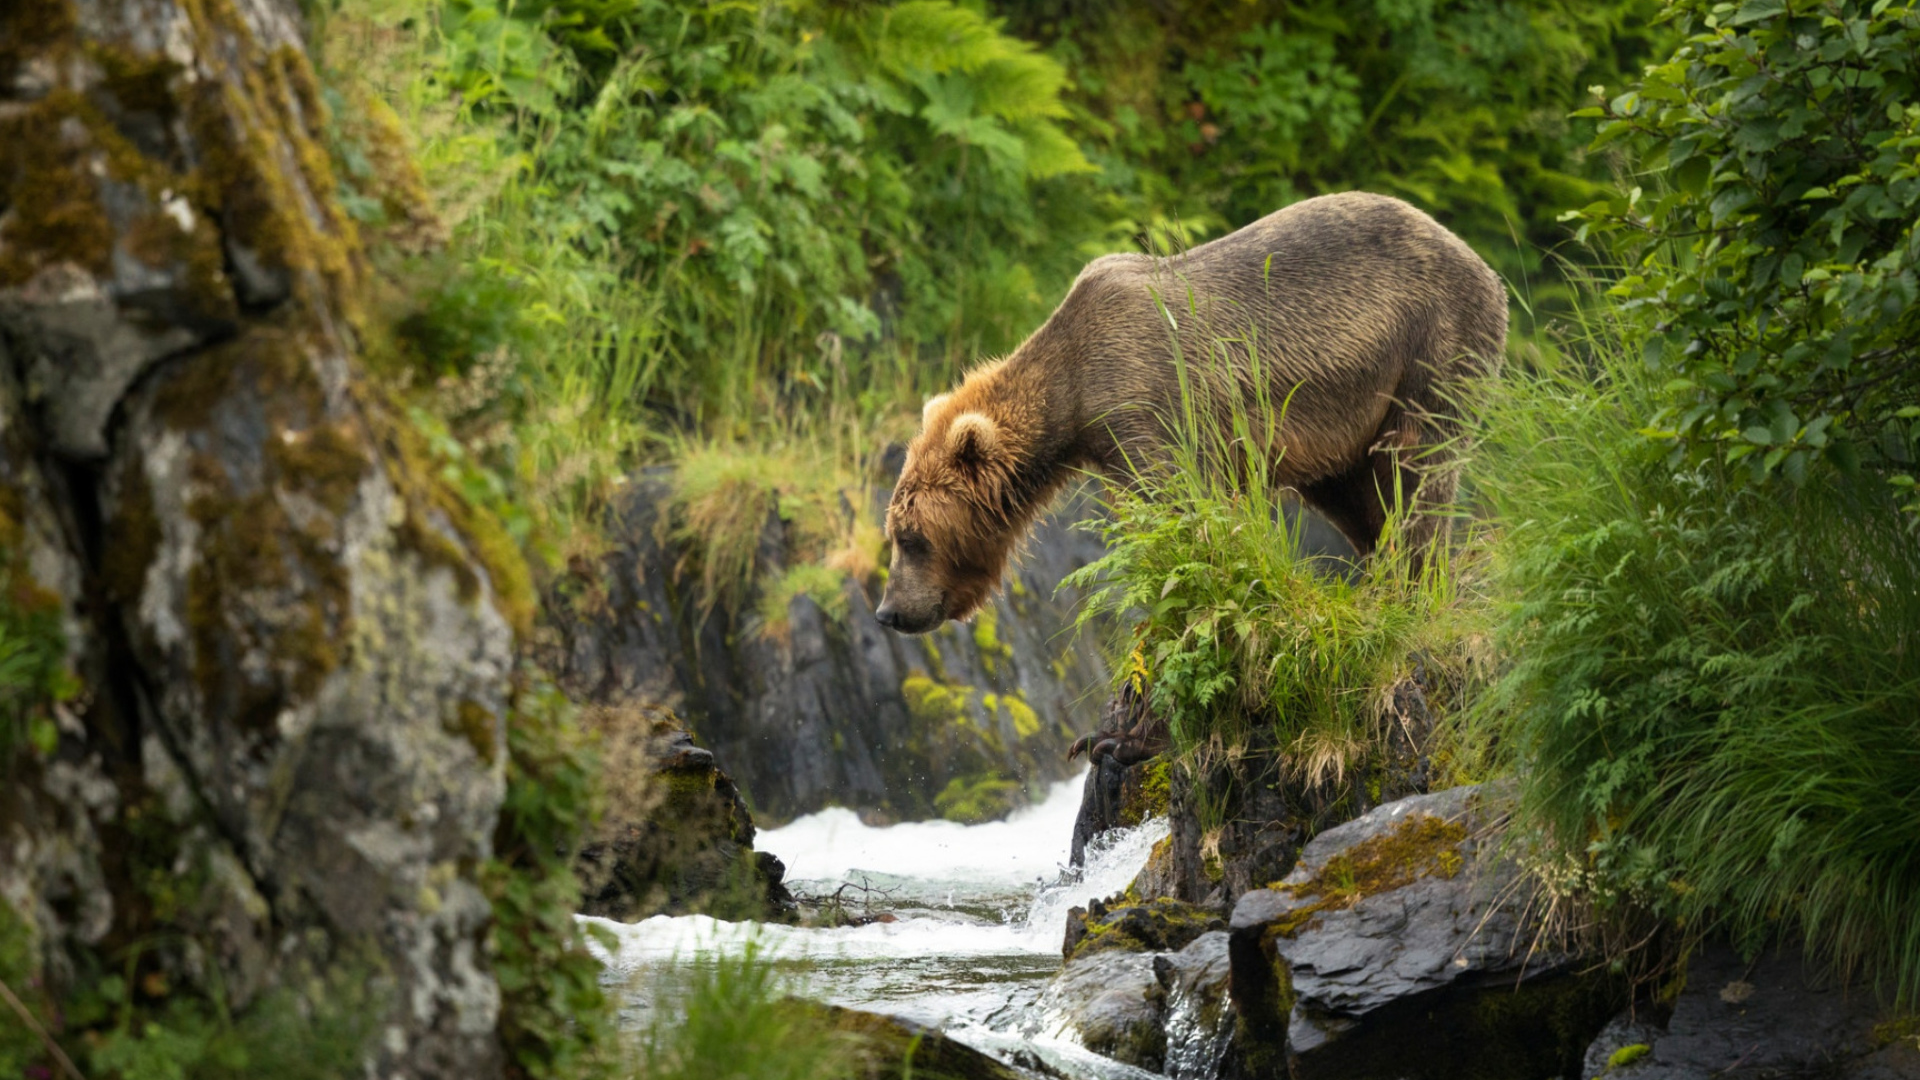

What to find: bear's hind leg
left=1296, top=459, right=1388, bottom=559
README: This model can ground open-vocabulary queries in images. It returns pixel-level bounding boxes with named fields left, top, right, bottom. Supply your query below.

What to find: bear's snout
left=874, top=590, right=944, bottom=635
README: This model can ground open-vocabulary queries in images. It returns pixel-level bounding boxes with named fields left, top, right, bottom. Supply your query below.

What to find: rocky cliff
left=542, top=469, right=1112, bottom=823
left=0, top=2, right=547, bottom=1074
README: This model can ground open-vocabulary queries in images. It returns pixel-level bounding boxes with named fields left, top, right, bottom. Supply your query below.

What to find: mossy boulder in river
left=1062, top=895, right=1224, bottom=962
left=1225, top=784, right=1623, bottom=1080
left=574, top=706, right=792, bottom=922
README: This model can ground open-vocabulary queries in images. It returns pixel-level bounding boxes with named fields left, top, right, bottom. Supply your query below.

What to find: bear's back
left=1036, top=192, right=1506, bottom=481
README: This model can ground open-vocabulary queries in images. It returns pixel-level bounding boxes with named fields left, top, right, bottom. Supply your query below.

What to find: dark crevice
left=66, top=371, right=287, bottom=911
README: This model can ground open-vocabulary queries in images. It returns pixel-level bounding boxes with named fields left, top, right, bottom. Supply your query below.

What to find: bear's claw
left=1066, top=733, right=1097, bottom=762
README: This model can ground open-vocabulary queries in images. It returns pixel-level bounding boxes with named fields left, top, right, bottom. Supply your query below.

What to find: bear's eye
left=894, top=531, right=932, bottom=559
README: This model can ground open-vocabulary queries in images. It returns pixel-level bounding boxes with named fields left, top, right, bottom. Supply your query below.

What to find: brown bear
left=874, top=191, right=1506, bottom=635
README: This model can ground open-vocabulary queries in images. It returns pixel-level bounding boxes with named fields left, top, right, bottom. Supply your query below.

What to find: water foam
left=582, top=773, right=1168, bottom=970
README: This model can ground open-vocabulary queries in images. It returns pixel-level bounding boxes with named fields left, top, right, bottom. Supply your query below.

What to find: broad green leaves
left=1576, top=0, right=1920, bottom=506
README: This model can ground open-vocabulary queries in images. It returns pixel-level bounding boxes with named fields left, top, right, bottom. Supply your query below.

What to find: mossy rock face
left=1224, top=785, right=1626, bottom=1080
left=541, top=472, right=1112, bottom=823
left=0, top=1, right=525, bottom=1075
left=0, top=0, right=371, bottom=459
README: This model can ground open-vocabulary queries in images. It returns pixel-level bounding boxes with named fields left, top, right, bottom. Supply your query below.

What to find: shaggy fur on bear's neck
left=879, top=191, right=1508, bottom=631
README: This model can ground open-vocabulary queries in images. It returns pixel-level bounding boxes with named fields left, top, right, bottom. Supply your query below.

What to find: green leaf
left=1730, top=0, right=1787, bottom=26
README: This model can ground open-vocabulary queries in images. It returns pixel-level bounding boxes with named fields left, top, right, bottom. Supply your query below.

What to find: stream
left=582, top=775, right=1169, bottom=1078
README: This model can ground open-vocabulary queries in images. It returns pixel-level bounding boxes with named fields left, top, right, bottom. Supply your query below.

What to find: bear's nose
left=874, top=601, right=901, bottom=630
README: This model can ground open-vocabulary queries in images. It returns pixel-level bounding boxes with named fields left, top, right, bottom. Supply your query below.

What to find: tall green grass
left=1467, top=317, right=1920, bottom=1003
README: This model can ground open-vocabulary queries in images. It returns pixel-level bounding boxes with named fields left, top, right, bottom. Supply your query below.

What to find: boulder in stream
left=1034, top=931, right=1232, bottom=1076
left=1062, top=895, right=1224, bottom=961
left=1226, top=784, right=1623, bottom=1080
left=573, top=705, right=793, bottom=921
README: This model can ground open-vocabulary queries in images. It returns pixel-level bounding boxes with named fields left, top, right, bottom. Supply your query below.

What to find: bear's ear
left=922, top=393, right=952, bottom=428
left=947, top=411, right=1000, bottom=466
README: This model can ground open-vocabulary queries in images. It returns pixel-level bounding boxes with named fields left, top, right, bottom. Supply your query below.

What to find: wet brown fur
left=880, top=192, right=1507, bottom=632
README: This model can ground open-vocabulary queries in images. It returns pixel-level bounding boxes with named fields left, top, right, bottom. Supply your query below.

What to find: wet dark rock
left=541, top=470, right=1111, bottom=822
left=1076, top=663, right=1442, bottom=911
left=1033, top=930, right=1232, bottom=1076
left=1226, top=784, right=1623, bottom=1080
left=1062, top=896, right=1225, bottom=961
left=1036, top=946, right=1166, bottom=1069
left=1070, top=743, right=1170, bottom=867
left=1583, top=942, right=1920, bottom=1080
left=574, top=707, right=793, bottom=921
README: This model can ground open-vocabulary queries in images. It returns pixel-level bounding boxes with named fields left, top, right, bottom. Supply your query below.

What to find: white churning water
left=582, top=774, right=1170, bottom=1079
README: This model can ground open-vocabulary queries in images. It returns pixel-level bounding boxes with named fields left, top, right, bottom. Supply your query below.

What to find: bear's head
left=875, top=391, right=1023, bottom=634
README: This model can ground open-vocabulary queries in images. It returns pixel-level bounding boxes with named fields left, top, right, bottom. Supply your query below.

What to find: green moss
left=0, top=0, right=75, bottom=75
left=1264, top=812, right=1471, bottom=938
left=0, top=91, right=115, bottom=287
left=970, top=604, right=1013, bottom=674
left=902, top=673, right=974, bottom=725
left=1067, top=897, right=1226, bottom=961
left=265, top=421, right=368, bottom=515
left=933, top=772, right=1022, bottom=823
left=1607, top=1043, right=1652, bottom=1069
left=176, top=2, right=367, bottom=321
left=154, top=339, right=360, bottom=732
left=999, top=692, right=1041, bottom=740
left=448, top=698, right=498, bottom=765
left=1871, top=1015, right=1920, bottom=1048
left=1119, top=755, right=1172, bottom=827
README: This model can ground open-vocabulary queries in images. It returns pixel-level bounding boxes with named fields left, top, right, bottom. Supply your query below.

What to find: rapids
left=583, top=774, right=1170, bottom=1078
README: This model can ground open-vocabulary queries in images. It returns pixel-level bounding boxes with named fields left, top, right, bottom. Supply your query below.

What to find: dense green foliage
left=1470, top=322, right=1920, bottom=1002
left=1011, top=0, right=1667, bottom=316
left=421, top=0, right=1098, bottom=421
left=1575, top=0, right=1920, bottom=503
left=357, top=0, right=1668, bottom=449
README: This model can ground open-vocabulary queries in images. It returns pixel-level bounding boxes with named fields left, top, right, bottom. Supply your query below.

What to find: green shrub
left=1573, top=0, right=1920, bottom=503
left=1470, top=318, right=1920, bottom=1003
left=1004, top=0, right=1671, bottom=325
